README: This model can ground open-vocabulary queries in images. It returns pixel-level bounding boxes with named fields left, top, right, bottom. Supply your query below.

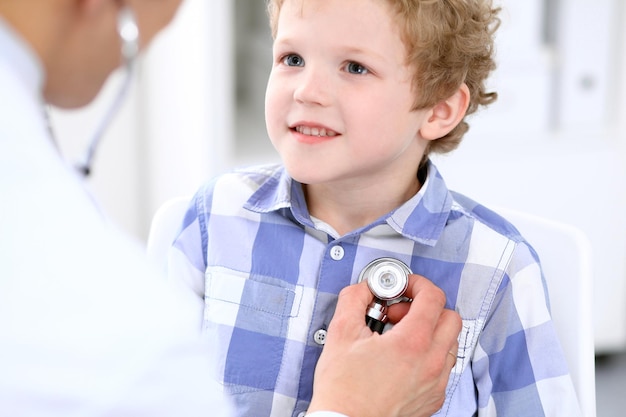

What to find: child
left=168, top=0, right=582, bottom=415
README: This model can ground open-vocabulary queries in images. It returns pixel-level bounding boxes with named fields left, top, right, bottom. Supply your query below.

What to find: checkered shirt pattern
left=168, top=161, right=581, bottom=417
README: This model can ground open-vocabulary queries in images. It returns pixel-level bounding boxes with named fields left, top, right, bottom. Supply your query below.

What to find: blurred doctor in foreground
left=0, top=0, right=462, bottom=416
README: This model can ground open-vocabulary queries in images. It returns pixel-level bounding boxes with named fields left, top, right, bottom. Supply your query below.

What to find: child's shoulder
left=449, top=190, right=524, bottom=243
left=194, top=163, right=285, bottom=205
left=202, top=163, right=282, bottom=190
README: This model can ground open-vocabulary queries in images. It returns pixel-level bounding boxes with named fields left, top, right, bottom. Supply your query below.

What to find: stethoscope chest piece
left=358, top=258, right=412, bottom=333
left=358, top=257, right=411, bottom=300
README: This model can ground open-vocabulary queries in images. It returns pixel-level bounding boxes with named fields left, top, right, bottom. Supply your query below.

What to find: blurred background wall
left=49, top=0, right=626, bottom=354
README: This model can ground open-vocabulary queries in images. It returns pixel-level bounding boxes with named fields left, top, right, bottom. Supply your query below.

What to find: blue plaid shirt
left=169, top=161, right=581, bottom=417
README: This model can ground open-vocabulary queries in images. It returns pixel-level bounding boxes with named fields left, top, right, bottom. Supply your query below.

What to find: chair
left=146, top=199, right=597, bottom=416
left=493, top=206, right=596, bottom=417
left=146, top=195, right=192, bottom=274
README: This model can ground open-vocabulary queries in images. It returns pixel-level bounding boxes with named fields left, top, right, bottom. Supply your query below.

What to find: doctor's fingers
left=434, top=308, right=462, bottom=370
left=328, top=281, right=377, bottom=339
left=391, top=274, right=449, bottom=336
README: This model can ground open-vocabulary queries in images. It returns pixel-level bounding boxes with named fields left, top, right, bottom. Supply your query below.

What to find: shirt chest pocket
left=203, top=266, right=301, bottom=393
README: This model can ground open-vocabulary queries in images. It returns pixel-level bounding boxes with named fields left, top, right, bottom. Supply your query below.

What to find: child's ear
left=419, top=83, right=470, bottom=141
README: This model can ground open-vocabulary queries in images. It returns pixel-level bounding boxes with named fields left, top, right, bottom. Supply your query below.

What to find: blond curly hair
left=266, top=0, right=500, bottom=159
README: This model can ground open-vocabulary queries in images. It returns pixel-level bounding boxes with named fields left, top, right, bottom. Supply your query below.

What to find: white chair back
left=146, top=196, right=192, bottom=274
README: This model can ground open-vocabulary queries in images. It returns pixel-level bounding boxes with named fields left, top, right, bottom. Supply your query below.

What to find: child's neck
left=304, top=175, right=421, bottom=237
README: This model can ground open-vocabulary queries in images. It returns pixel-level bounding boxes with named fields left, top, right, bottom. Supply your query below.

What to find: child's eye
left=345, top=62, right=369, bottom=75
left=282, top=54, right=304, bottom=67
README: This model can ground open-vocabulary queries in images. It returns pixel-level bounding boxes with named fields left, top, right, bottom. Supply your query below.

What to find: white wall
left=139, top=0, right=234, bottom=221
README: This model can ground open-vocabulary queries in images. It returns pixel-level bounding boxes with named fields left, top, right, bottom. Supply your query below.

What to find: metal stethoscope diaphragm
left=358, top=257, right=412, bottom=334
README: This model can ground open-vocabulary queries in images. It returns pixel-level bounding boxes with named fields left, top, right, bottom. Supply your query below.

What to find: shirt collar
left=0, top=16, right=45, bottom=98
left=386, top=162, right=453, bottom=245
left=244, top=165, right=317, bottom=229
left=244, top=161, right=453, bottom=246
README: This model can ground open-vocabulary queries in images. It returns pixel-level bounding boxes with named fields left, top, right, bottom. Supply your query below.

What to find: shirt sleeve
left=167, top=192, right=208, bottom=330
left=473, top=241, right=582, bottom=416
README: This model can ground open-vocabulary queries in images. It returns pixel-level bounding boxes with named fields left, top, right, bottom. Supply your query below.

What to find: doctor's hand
left=308, top=275, right=462, bottom=417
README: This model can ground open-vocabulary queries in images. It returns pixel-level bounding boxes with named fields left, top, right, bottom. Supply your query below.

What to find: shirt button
left=313, top=329, right=327, bottom=345
left=330, top=245, right=344, bottom=260
left=297, top=413, right=307, bottom=417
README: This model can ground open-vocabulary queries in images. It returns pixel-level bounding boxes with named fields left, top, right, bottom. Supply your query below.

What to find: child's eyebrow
left=272, top=36, right=296, bottom=48
left=338, top=46, right=390, bottom=63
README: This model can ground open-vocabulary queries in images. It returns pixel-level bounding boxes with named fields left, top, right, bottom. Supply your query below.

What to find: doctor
left=0, top=1, right=462, bottom=416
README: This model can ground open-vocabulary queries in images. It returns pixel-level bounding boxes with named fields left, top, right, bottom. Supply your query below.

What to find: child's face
left=265, top=0, right=430, bottom=187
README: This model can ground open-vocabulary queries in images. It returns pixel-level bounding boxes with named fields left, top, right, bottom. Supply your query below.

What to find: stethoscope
left=47, top=6, right=139, bottom=177
left=78, top=6, right=139, bottom=177
left=358, top=258, right=412, bottom=334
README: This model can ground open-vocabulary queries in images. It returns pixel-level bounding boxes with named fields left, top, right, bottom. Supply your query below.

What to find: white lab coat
left=0, top=17, right=234, bottom=416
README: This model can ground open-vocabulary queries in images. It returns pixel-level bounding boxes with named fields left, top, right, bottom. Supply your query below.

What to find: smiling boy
left=168, top=0, right=582, bottom=415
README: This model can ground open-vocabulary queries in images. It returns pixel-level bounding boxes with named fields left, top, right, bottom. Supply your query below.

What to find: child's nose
left=293, top=66, right=332, bottom=106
